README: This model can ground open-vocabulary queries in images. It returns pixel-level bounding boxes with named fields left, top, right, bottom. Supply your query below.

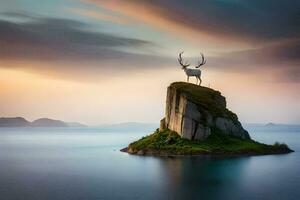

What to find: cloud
left=0, top=11, right=36, bottom=20
left=211, top=40, right=300, bottom=66
left=0, top=15, right=175, bottom=80
left=204, top=40, right=300, bottom=83
left=86, top=0, right=300, bottom=82
left=68, top=8, right=131, bottom=24
left=281, top=68, right=300, bottom=83
left=0, top=17, right=154, bottom=61
left=89, top=0, right=300, bottom=44
left=0, top=8, right=299, bottom=83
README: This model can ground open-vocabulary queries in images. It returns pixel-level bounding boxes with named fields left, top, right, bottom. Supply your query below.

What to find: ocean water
left=0, top=127, right=299, bottom=200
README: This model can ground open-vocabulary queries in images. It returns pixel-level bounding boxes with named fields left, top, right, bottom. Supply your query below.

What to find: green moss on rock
left=124, top=129, right=293, bottom=156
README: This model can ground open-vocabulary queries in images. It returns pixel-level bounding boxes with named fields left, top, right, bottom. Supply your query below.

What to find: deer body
left=178, top=52, right=206, bottom=85
left=184, top=68, right=201, bottom=76
left=184, top=68, right=202, bottom=85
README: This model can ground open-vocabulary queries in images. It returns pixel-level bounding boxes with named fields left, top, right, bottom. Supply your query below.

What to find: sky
left=0, top=0, right=299, bottom=125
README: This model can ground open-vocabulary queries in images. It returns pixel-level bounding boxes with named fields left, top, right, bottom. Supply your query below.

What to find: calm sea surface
left=0, top=127, right=299, bottom=200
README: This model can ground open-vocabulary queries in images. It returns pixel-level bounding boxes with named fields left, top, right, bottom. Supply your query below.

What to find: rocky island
left=122, top=82, right=293, bottom=156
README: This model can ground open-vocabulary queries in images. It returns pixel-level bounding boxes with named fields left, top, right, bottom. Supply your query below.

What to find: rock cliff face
left=160, top=82, right=250, bottom=140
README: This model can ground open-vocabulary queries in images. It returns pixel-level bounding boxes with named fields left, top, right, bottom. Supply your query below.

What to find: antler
left=195, top=53, right=206, bottom=68
left=178, top=52, right=190, bottom=68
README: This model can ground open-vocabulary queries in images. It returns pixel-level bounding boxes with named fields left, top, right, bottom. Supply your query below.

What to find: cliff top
left=170, top=82, right=222, bottom=99
left=169, top=82, right=237, bottom=122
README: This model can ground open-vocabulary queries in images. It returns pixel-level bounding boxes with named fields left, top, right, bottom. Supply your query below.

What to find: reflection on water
left=155, top=156, right=251, bottom=199
left=0, top=128, right=299, bottom=200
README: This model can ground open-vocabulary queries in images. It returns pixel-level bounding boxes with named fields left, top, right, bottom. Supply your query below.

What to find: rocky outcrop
left=122, top=82, right=293, bottom=156
left=160, top=82, right=250, bottom=140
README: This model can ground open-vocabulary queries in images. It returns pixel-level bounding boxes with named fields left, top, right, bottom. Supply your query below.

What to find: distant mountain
left=0, top=117, right=31, bottom=127
left=244, top=123, right=300, bottom=132
left=66, top=122, right=87, bottom=127
left=31, top=118, right=68, bottom=127
left=265, top=122, right=276, bottom=126
left=0, top=117, right=85, bottom=127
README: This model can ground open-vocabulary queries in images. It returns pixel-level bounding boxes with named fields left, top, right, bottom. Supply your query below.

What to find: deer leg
left=187, top=76, right=189, bottom=82
left=195, top=77, right=198, bottom=85
left=199, top=77, right=202, bottom=85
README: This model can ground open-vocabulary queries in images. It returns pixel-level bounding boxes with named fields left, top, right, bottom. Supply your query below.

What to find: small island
left=122, top=82, right=293, bottom=156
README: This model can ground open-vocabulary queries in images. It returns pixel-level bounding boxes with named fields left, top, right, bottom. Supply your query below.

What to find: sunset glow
left=0, top=0, right=299, bottom=124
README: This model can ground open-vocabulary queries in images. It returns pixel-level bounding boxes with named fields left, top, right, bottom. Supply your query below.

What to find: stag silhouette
left=178, top=52, right=206, bottom=85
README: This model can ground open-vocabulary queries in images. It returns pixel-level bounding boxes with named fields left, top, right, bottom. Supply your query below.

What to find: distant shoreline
left=0, top=117, right=86, bottom=128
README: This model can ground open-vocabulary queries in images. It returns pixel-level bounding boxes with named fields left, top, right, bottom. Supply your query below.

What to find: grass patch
left=127, top=129, right=293, bottom=156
